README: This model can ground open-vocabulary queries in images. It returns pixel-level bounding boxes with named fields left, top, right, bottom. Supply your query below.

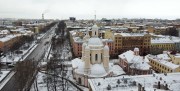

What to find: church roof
left=90, top=64, right=107, bottom=76
left=88, top=37, right=103, bottom=46
left=92, top=24, right=98, bottom=29
left=71, top=58, right=108, bottom=77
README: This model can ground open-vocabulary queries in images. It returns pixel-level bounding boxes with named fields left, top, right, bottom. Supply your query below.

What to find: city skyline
left=0, top=0, right=180, bottom=20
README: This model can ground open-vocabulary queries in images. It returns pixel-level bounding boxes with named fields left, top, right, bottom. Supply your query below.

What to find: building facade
left=147, top=53, right=180, bottom=73
left=114, top=33, right=151, bottom=55
left=71, top=24, right=110, bottom=87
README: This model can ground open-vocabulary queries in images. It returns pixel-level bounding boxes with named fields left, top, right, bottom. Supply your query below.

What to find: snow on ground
left=30, top=71, right=82, bottom=91
left=0, top=71, right=15, bottom=90
left=30, top=72, right=48, bottom=91
left=0, top=41, right=38, bottom=64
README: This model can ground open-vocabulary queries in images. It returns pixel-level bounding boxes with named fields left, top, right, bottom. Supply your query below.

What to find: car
left=7, top=63, right=15, bottom=68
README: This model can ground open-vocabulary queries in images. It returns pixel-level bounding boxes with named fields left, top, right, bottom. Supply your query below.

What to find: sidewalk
left=0, top=71, right=15, bottom=90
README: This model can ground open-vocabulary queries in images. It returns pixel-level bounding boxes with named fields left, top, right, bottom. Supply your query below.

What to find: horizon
left=0, top=0, right=180, bottom=20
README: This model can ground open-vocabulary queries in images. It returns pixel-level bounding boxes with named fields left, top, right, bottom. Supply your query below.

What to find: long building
left=69, top=26, right=180, bottom=57
left=69, top=29, right=151, bottom=57
left=88, top=72, right=180, bottom=91
left=147, top=52, right=180, bottom=73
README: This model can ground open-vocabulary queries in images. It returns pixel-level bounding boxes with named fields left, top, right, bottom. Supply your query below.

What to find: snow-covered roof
left=119, top=50, right=134, bottom=63
left=151, top=38, right=174, bottom=44
left=71, top=58, right=125, bottom=77
left=73, top=37, right=83, bottom=43
left=147, top=55, right=179, bottom=69
left=71, top=58, right=107, bottom=77
left=102, top=39, right=113, bottom=42
left=0, top=30, right=10, bottom=34
left=119, top=50, right=151, bottom=70
left=157, top=53, right=171, bottom=60
left=90, top=64, right=107, bottom=76
left=130, top=61, right=151, bottom=70
left=88, top=73, right=180, bottom=91
left=151, top=34, right=180, bottom=43
left=88, top=37, right=103, bottom=46
left=0, top=35, right=17, bottom=42
left=114, top=33, right=147, bottom=37
left=92, top=24, right=98, bottom=30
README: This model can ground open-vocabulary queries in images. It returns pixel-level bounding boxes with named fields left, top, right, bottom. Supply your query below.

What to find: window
left=101, top=53, right=103, bottom=60
left=95, top=54, right=98, bottom=61
left=90, top=54, right=91, bottom=61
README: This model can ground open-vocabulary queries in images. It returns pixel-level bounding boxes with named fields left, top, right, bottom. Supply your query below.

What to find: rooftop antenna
left=42, top=14, right=44, bottom=20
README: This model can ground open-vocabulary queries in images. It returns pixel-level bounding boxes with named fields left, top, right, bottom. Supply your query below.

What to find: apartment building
left=147, top=53, right=180, bottom=73
left=114, top=33, right=151, bottom=55
left=118, top=48, right=152, bottom=75
left=0, top=34, right=21, bottom=52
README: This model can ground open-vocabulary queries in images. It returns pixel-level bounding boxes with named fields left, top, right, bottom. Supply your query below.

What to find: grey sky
left=0, top=0, right=179, bottom=19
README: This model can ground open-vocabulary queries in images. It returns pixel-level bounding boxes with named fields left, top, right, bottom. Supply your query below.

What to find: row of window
left=150, top=60, right=173, bottom=73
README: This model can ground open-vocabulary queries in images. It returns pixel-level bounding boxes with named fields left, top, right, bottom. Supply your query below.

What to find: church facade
left=71, top=24, right=111, bottom=87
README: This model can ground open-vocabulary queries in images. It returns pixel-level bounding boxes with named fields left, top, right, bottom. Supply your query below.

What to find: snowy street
left=0, top=24, right=57, bottom=91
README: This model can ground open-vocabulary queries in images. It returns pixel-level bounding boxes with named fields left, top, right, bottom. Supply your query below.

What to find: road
left=0, top=24, right=57, bottom=91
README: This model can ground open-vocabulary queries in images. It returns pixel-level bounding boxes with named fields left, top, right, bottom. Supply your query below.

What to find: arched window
left=95, top=54, right=98, bottom=61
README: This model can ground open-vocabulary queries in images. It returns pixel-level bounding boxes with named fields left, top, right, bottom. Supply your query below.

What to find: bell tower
left=91, top=24, right=99, bottom=37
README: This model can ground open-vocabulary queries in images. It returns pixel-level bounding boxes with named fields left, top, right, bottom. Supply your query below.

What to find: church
left=71, top=24, right=125, bottom=87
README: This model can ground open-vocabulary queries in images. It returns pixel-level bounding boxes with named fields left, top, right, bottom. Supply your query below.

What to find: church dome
left=90, top=64, right=107, bottom=77
left=88, top=37, right=103, bottom=46
left=92, top=24, right=98, bottom=30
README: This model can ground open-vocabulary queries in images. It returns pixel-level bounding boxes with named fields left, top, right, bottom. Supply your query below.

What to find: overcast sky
left=0, top=0, right=180, bottom=20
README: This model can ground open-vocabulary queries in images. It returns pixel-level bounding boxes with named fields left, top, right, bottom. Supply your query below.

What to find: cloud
left=0, top=0, right=179, bottom=19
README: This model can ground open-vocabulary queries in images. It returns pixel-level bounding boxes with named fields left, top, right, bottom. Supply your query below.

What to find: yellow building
left=147, top=54, right=180, bottom=73
left=114, top=33, right=151, bottom=55
left=104, top=30, right=114, bottom=39
left=147, top=26, right=154, bottom=33
left=154, top=27, right=168, bottom=35
left=151, top=38, right=175, bottom=52
left=168, top=53, right=180, bottom=64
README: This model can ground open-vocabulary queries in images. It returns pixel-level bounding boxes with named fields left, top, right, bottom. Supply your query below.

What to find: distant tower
left=94, top=10, right=96, bottom=21
left=42, top=14, right=44, bottom=20
left=91, top=24, right=99, bottom=37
